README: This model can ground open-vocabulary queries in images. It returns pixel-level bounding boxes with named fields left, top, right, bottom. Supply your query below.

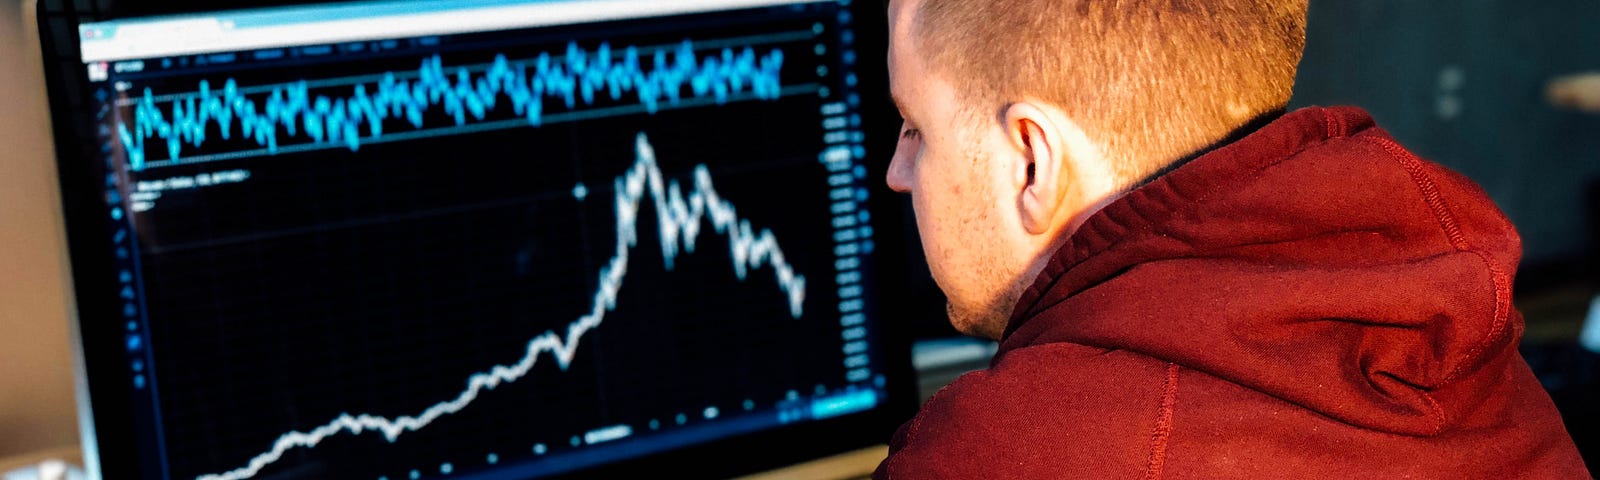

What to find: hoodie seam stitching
left=1450, top=251, right=1513, bottom=383
left=1357, top=136, right=1469, bottom=250
left=1320, top=108, right=1339, bottom=138
left=1145, top=363, right=1181, bottom=480
left=1358, top=135, right=1511, bottom=434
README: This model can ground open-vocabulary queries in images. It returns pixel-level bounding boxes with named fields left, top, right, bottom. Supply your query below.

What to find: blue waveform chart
left=115, top=40, right=796, bottom=171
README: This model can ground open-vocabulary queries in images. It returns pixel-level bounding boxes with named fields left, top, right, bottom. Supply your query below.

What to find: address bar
left=81, top=0, right=824, bottom=63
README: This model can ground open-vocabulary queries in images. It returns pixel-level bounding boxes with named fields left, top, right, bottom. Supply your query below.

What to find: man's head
left=886, top=0, right=1310, bottom=339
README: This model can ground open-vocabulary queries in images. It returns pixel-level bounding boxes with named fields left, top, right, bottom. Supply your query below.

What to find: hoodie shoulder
left=986, top=106, right=1586, bottom=477
left=875, top=343, right=1178, bottom=480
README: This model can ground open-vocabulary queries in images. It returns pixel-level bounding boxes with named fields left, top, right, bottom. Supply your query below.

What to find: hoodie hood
left=999, top=106, right=1524, bottom=437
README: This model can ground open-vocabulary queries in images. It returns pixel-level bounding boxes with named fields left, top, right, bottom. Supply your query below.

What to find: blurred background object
left=0, top=0, right=82, bottom=462
left=1549, top=73, right=1600, bottom=114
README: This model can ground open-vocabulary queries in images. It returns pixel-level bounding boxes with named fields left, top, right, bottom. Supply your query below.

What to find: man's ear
left=1003, top=102, right=1070, bottom=235
left=1003, top=101, right=1112, bottom=237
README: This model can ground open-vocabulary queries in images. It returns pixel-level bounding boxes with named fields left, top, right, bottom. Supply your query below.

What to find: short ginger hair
left=912, top=0, right=1311, bottom=185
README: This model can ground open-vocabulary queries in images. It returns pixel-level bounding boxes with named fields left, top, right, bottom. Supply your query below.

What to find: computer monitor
left=32, top=0, right=916, bottom=478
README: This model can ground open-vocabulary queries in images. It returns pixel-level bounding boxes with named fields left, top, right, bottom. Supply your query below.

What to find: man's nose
left=885, top=148, right=913, bottom=193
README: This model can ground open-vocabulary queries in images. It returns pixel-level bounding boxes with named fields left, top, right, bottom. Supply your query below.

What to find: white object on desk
left=2, top=460, right=85, bottom=480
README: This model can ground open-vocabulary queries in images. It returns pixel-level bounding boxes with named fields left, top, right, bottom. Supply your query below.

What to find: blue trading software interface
left=74, top=1, right=889, bottom=478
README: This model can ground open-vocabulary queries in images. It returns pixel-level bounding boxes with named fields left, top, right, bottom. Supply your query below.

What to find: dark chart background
left=97, top=4, right=885, bottom=479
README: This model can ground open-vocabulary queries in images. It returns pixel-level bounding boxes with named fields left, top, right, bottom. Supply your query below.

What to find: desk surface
left=738, top=445, right=885, bottom=480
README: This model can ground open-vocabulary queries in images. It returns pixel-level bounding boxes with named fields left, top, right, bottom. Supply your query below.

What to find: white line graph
left=195, top=132, right=807, bottom=480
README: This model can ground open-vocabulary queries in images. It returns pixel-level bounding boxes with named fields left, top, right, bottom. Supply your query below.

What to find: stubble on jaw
left=936, top=137, right=1025, bottom=341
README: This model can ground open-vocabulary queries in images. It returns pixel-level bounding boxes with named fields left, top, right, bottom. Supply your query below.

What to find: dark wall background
left=1292, top=1, right=1600, bottom=270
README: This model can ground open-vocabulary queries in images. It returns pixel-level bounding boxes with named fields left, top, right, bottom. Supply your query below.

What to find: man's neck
left=1130, top=107, right=1289, bottom=190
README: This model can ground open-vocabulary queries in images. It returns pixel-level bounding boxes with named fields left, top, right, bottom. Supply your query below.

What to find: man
left=877, top=0, right=1591, bottom=478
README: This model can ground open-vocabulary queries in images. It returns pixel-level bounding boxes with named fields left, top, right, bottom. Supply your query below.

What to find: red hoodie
left=875, top=106, right=1591, bottom=479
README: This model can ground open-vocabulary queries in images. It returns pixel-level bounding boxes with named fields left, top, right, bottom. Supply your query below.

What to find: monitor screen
left=42, top=0, right=909, bottom=478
